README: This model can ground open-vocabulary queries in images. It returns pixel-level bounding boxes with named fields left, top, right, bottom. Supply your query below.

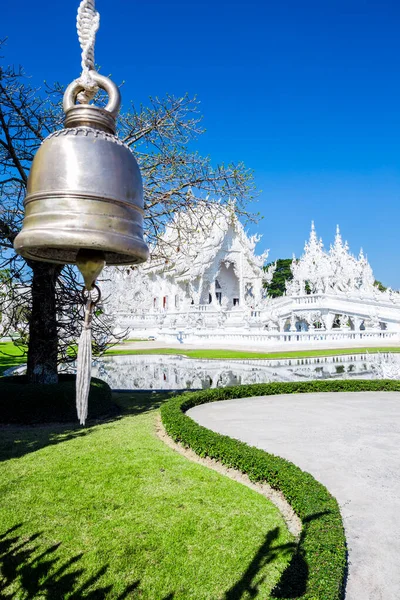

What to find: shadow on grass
left=225, top=511, right=336, bottom=599
left=223, top=527, right=296, bottom=599
left=112, top=390, right=186, bottom=416
left=0, top=351, right=25, bottom=377
left=271, top=511, right=333, bottom=599
left=0, top=524, right=174, bottom=599
left=0, top=390, right=179, bottom=463
left=0, top=422, right=99, bottom=463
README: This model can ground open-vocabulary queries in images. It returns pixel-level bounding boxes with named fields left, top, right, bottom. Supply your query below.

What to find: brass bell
left=14, top=72, right=149, bottom=271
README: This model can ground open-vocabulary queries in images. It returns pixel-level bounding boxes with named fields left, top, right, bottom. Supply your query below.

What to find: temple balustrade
left=155, top=329, right=398, bottom=345
left=114, top=292, right=400, bottom=332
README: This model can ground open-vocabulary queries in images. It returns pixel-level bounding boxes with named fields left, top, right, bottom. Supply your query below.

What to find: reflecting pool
left=90, top=352, right=397, bottom=390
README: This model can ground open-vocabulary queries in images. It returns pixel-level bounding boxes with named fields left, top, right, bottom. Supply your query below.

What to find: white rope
left=76, top=296, right=93, bottom=425
left=76, top=0, right=100, bottom=104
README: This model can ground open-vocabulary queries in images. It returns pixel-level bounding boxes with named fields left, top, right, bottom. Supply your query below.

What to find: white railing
left=157, top=329, right=398, bottom=345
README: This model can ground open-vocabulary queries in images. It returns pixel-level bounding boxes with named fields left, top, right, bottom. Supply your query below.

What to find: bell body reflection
left=14, top=72, right=149, bottom=266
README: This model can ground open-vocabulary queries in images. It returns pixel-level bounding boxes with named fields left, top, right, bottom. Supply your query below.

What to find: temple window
left=208, top=293, right=212, bottom=304
left=215, top=279, right=221, bottom=290
left=163, top=296, right=168, bottom=309
left=245, top=284, right=253, bottom=299
left=233, top=298, right=240, bottom=306
left=216, top=292, right=222, bottom=305
left=175, top=294, right=179, bottom=308
left=153, top=297, right=157, bottom=309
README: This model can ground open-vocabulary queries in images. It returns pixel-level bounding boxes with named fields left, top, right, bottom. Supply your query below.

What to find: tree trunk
left=27, top=262, right=62, bottom=384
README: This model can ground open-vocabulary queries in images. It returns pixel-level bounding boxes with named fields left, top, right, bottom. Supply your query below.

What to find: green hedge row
left=0, top=374, right=115, bottom=424
left=161, top=379, right=400, bottom=599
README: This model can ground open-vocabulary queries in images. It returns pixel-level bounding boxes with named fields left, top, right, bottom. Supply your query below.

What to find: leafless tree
left=0, top=50, right=257, bottom=384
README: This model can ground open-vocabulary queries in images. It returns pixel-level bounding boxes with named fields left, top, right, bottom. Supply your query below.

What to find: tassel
left=76, top=295, right=93, bottom=425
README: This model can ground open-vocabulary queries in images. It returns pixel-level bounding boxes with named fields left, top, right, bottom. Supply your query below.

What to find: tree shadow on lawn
left=270, top=511, right=338, bottom=600
left=223, top=526, right=297, bottom=599
left=1, top=523, right=300, bottom=600
left=0, top=524, right=174, bottom=599
left=0, top=514, right=335, bottom=599
left=112, top=389, right=186, bottom=416
left=225, top=511, right=337, bottom=599
left=0, top=422, right=99, bottom=463
left=0, top=390, right=180, bottom=463
left=0, top=351, right=25, bottom=377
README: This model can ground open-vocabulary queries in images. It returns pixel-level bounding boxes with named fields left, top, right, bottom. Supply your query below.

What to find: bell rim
left=14, top=229, right=149, bottom=266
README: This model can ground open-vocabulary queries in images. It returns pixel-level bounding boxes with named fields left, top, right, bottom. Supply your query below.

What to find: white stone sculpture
left=369, top=353, right=400, bottom=379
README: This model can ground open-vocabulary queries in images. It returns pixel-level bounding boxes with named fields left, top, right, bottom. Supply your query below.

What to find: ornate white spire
left=308, top=220, right=320, bottom=248
left=287, top=222, right=381, bottom=297
left=331, top=224, right=348, bottom=253
left=286, top=222, right=329, bottom=295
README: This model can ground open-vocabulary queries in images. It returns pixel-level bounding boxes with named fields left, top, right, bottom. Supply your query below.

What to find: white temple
left=102, top=206, right=400, bottom=346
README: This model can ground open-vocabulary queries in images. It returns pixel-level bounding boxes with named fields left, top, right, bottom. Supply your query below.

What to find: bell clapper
left=76, top=248, right=106, bottom=292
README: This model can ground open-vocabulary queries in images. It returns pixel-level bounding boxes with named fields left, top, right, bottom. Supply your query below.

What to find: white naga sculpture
left=101, top=209, right=400, bottom=346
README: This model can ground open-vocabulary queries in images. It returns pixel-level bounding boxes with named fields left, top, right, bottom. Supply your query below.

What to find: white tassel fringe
left=76, top=299, right=93, bottom=425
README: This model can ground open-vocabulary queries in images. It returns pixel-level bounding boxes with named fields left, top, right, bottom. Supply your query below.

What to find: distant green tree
left=264, top=258, right=293, bottom=297
left=374, top=280, right=387, bottom=292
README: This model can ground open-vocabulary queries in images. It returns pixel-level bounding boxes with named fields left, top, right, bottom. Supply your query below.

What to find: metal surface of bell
left=14, top=72, right=149, bottom=266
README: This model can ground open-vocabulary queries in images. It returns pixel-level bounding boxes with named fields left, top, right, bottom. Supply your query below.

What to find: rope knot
left=76, top=0, right=100, bottom=104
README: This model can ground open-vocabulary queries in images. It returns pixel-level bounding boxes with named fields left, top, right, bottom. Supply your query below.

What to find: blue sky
left=2, top=1, right=400, bottom=285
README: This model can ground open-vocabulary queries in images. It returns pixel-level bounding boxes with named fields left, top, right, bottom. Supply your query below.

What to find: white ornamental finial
left=333, top=224, right=343, bottom=247
left=308, top=221, right=319, bottom=247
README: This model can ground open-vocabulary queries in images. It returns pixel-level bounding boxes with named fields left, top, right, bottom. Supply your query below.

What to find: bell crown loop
left=63, top=72, right=121, bottom=134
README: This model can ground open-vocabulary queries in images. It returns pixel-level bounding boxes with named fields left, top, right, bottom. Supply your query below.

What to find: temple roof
left=142, top=202, right=268, bottom=281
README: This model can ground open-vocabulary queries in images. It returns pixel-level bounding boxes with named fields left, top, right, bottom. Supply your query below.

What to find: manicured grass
left=4, top=338, right=399, bottom=368
left=0, top=391, right=294, bottom=599
left=0, top=341, right=26, bottom=375
left=105, top=345, right=400, bottom=360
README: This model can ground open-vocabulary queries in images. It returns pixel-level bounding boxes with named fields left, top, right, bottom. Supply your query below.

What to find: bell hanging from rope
left=14, top=70, right=149, bottom=289
left=13, top=0, right=148, bottom=425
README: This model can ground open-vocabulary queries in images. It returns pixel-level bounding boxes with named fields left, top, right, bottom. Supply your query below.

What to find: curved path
left=188, top=392, right=400, bottom=600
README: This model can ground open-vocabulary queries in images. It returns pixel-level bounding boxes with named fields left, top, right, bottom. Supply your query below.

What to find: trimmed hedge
left=161, top=379, right=400, bottom=599
left=0, top=374, right=115, bottom=424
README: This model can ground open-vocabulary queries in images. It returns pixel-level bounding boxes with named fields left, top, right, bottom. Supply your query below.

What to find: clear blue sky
left=2, top=1, right=400, bottom=286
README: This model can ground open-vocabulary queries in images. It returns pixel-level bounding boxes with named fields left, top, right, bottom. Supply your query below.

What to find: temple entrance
left=216, top=262, right=240, bottom=308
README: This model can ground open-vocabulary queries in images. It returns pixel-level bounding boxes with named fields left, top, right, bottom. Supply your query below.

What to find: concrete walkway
left=188, top=392, right=400, bottom=600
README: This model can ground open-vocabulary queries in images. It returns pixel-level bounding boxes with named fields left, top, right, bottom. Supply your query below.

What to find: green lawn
left=105, top=345, right=400, bottom=360
left=0, top=342, right=26, bottom=376
left=3, top=339, right=399, bottom=369
left=0, top=391, right=294, bottom=599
